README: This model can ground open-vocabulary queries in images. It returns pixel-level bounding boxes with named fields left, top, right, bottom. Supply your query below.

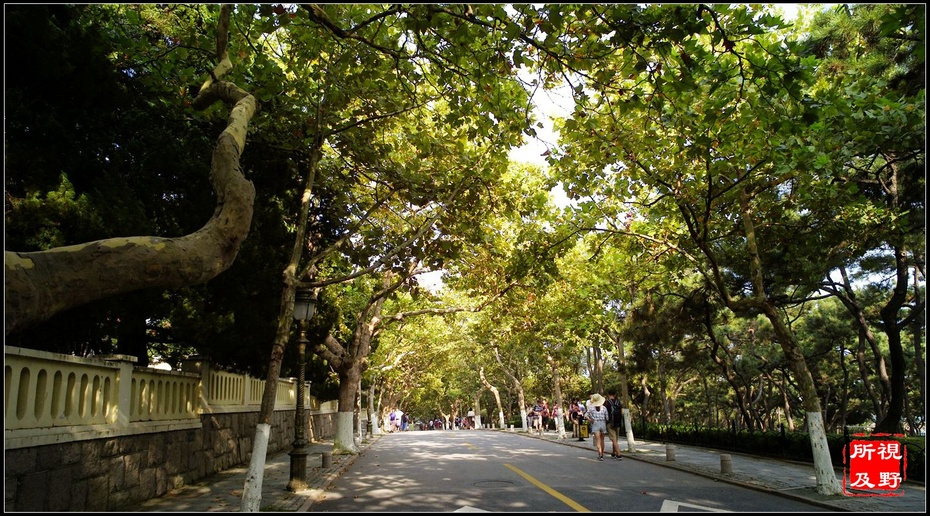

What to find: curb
left=294, top=435, right=381, bottom=512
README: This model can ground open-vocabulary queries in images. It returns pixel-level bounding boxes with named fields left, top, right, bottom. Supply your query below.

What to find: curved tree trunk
left=5, top=80, right=256, bottom=335
left=6, top=2, right=255, bottom=337
left=479, top=366, right=506, bottom=429
left=494, top=346, right=529, bottom=431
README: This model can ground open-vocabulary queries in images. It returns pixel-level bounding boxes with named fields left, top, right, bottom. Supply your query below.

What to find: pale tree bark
left=312, top=267, right=415, bottom=454
left=493, top=345, right=529, bottom=431
left=5, top=4, right=257, bottom=337
left=367, top=382, right=381, bottom=435
left=439, top=406, right=453, bottom=430
left=612, top=329, right=636, bottom=451
left=588, top=344, right=605, bottom=394
left=640, top=375, right=651, bottom=427
left=545, top=353, right=567, bottom=439
left=473, top=390, right=484, bottom=429
left=479, top=367, right=506, bottom=429
left=356, top=378, right=364, bottom=438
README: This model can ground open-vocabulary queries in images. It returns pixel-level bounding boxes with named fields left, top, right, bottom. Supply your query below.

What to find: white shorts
left=589, top=421, right=607, bottom=434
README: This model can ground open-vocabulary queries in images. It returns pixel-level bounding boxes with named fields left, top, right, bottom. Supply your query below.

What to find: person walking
left=585, top=393, right=609, bottom=461
left=540, top=398, right=551, bottom=434
left=605, top=389, right=623, bottom=460
left=531, top=398, right=546, bottom=435
left=569, top=399, right=583, bottom=439
left=575, top=398, right=588, bottom=442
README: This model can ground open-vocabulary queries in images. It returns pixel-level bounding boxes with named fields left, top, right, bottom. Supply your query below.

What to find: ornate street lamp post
left=287, top=287, right=316, bottom=492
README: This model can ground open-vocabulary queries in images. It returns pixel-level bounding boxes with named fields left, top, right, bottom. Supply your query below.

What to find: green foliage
left=5, top=4, right=922, bottom=437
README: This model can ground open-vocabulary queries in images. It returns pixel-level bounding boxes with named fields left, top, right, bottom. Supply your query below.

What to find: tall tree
left=549, top=4, right=847, bottom=494
left=802, top=3, right=925, bottom=434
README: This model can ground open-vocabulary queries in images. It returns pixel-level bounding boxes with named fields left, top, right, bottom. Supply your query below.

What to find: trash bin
left=580, top=423, right=589, bottom=438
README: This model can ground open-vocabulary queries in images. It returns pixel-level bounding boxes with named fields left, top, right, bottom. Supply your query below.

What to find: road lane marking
left=503, top=463, right=590, bottom=512
left=660, top=500, right=730, bottom=512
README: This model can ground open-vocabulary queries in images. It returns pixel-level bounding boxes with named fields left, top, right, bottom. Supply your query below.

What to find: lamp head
left=293, top=287, right=316, bottom=322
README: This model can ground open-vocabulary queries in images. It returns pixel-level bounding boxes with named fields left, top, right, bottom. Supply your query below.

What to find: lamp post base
left=286, top=444, right=309, bottom=492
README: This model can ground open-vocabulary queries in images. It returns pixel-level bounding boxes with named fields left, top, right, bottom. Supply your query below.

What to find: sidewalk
left=133, top=435, right=381, bottom=512
left=131, top=429, right=925, bottom=512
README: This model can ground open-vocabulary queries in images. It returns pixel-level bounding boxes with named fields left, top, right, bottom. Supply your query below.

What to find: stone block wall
left=5, top=409, right=337, bottom=511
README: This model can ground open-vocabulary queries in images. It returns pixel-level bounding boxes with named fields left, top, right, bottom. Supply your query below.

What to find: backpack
left=606, top=398, right=623, bottom=428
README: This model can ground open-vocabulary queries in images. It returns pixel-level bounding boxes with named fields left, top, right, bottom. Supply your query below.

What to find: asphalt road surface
left=308, top=430, right=829, bottom=512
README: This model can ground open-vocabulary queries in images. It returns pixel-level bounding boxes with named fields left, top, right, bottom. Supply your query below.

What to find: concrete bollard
left=720, top=454, right=732, bottom=474
left=509, top=425, right=514, bottom=432
left=666, top=444, right=676, bottom=461
left=322, top=451, right=332, bottom=468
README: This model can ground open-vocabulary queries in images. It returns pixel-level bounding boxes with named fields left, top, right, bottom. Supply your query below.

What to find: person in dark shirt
left=605, top=389, right=623, bottom=460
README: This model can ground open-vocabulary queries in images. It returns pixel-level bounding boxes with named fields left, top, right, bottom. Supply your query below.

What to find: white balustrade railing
left=4, top=346, right=321, bottom=449
left=5, top=347, right=120, bottom=430
left=130, top=369, right=200, bottom=422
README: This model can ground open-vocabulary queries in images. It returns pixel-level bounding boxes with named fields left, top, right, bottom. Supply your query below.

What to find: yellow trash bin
left=579, top=423, right=589, bottom=438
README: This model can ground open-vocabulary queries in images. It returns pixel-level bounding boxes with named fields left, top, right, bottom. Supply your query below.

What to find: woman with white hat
left=585, top=393, right=609, bottom=461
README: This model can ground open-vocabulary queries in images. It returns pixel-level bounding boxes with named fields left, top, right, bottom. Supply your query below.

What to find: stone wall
left=4, top=409, right=338, bottom=511
left=3, top=346, right=347, bottom=512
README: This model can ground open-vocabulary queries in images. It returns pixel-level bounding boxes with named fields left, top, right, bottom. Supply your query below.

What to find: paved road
left=133, top=428, right=926, bottom=512
left=309, top=430, right=828, bottom=512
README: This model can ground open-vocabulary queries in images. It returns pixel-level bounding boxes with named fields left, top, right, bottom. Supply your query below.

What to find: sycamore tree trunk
left=473, top=391, right=483, bottom=429
left=5, top=4, right=255, bottom=337
left=763, top=302, right=842, bottom=494
left=314, top=287, right=386, bottom=455
left=333, top=362, right=363, bottom=453
left=494, top=346, right=529, bottom=431
left=546, top=354, right=567, bottom=439
left=367, top=381, right=381, bottom=435
left=479, top=367, right=506, bottom=429
left=613, top=329, right=636, bottom=451
left=5, top=87, right=256, bottom=336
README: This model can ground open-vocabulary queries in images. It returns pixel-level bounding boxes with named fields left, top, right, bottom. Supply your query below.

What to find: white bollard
left=720, top=454, right=732, bottom=474
left=666, top=444, right=676, bottom=461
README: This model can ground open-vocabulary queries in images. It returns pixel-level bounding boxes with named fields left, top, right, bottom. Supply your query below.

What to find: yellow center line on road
left=503, top=463, right=590, bottom=512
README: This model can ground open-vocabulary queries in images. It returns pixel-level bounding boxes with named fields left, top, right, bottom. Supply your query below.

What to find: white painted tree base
left=240, top=423, right=270, bottom=512
left=807, top=412, right=843, bottom=495
left=333, top=411, right=359, bottom=454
